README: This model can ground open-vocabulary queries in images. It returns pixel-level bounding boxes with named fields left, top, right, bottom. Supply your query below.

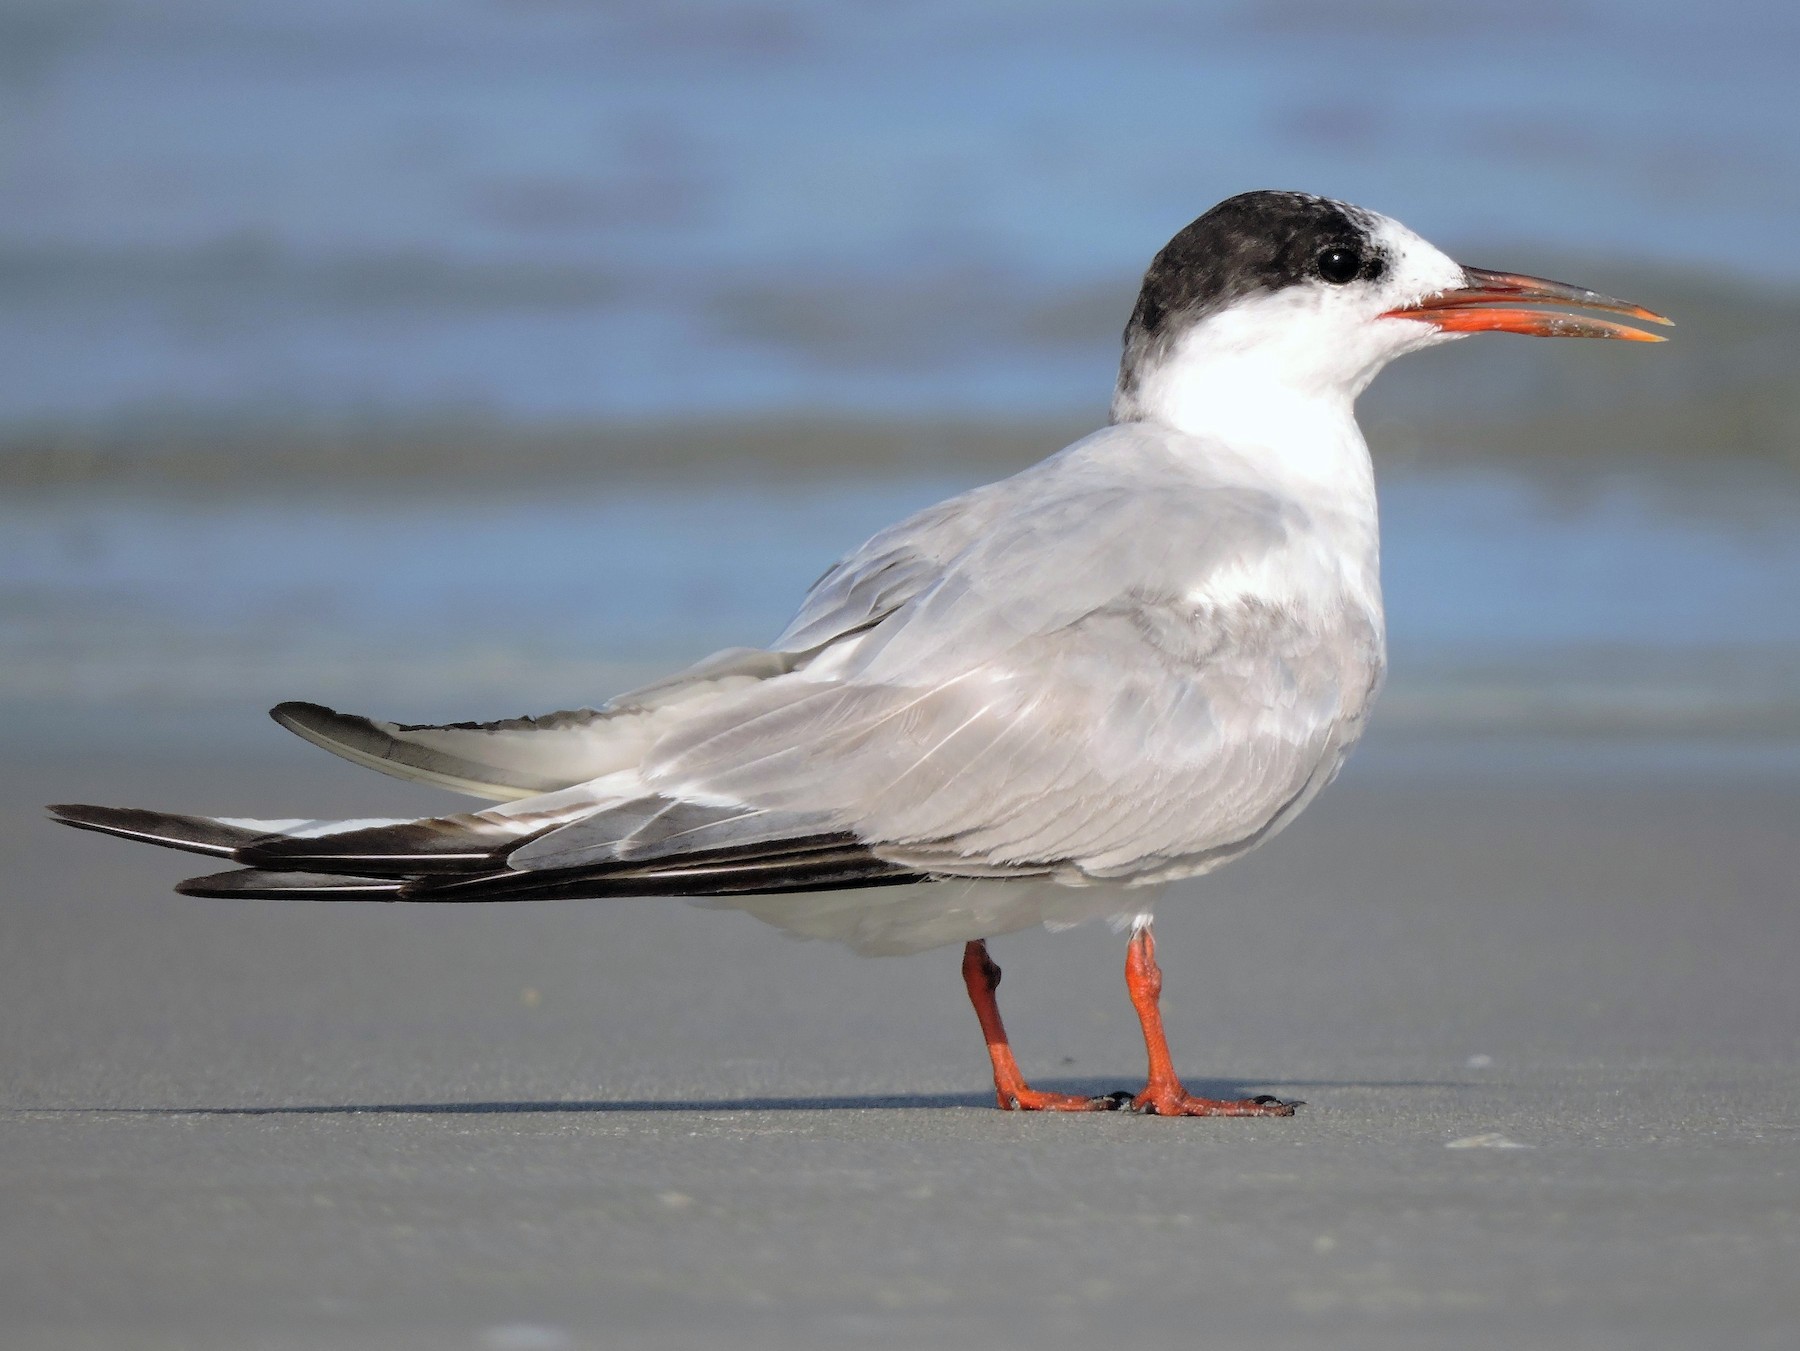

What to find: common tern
left=51, top=191, right=1669, bottom=1115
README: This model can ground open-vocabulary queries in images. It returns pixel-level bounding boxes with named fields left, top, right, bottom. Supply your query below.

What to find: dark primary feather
left=48, top=804, right=285, bottom=858
left=49, top=798, right=929, bottom=903
left=176, top=870, right=406, bottom=900
left=229, top=790, right=928, bottom=899
left=233, top=809, right=554, bottom=875
left=401, top=842, right=921, bottom=903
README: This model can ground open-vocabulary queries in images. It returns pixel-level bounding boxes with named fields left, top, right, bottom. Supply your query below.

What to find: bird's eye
left=1317, top=245, right=1361, bottom=285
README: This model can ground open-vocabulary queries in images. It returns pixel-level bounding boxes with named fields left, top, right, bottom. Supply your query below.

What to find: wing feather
left=270, top=648, right=803, bottom=802
left=632, top=455, right=1378, bottom=881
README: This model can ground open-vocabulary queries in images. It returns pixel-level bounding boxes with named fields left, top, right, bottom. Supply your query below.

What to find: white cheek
left=1362, top=216, right=1474, bottom=362
left=1375, top=312, right=1469, bottom=364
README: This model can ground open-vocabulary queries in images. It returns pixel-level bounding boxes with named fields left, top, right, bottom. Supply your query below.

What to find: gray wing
left=774, top=425, right=1210, bottom=656
left=528, top=439, right=1382, bottom=884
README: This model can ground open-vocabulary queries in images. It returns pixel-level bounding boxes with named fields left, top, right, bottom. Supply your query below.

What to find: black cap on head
left=1117, top=191, right=1390, bottom=401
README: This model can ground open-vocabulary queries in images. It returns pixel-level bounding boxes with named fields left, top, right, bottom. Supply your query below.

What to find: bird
left=49, top=191, right=1669, bottom=1116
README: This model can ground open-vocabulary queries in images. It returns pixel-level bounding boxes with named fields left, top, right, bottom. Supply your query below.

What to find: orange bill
left=1384, top=266, right=1673, bottom=341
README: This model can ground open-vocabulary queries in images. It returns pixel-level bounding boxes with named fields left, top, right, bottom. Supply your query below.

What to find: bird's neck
left=1111, top=347, right=1377, bottom=511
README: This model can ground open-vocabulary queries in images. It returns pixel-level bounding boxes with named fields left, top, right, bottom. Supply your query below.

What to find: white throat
left=1111, top=320, right=1383, bottom=512
left=1122, top=356, right=1365, bottom=488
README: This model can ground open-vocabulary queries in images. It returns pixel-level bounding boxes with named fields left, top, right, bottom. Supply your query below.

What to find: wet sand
left=4, top=734, right=1798, bottom=1350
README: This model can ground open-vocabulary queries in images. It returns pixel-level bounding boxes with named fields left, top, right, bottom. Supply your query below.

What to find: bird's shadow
left=33, top=1078, right=1463, bottom=1117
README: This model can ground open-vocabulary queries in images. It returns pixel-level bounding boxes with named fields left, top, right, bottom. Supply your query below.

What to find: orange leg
left=1125, top=925, right=1297, bottom=1117
left=961, top=940, right=1111, bottom=1112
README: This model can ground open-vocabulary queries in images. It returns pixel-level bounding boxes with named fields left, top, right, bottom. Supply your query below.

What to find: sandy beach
left=5, top=730, right=1796, bottom=1350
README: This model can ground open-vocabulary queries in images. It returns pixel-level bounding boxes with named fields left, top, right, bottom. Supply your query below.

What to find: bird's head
left=1111, top=190, right=1669, bottom=430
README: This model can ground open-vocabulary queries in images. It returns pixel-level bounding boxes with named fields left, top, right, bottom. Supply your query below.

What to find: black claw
left=1101, top=1090, right=1137, bottom=1112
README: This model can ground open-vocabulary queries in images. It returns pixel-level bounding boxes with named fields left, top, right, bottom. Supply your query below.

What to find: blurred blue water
left=3, top=0, right=1796, bottom=423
